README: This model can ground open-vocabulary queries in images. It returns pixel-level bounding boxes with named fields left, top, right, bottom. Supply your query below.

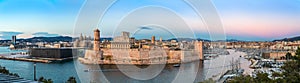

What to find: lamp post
left=33, top=63, right=37, bottom=81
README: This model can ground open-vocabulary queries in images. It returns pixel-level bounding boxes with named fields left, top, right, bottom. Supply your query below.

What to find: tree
left=254, top=72, right=271, bottom=82
left=296, top=47, right=300, bottom=56
left=38, top=77, right=45, bottom=82
left=281, top=58, right=300, bottom=82
left=38, top=77, right=53, bottom=83
left=199, top=78, right=215, bottom=83
left=104, top=55, right=113, bottom=62
left=0, top=66, right=19, bottom=77
left=285, top=52, right=292, bottom=60
left=46, top=79, right=53, bottom=83
left=273, top=48, right=300, bottom=82
left=227, top=75, right=254, bottom=83
left=66, top=76, right=76, bottom=83
left=229, top=48, right=300, bottom=83
left=0, top=67, right=10, bottom=74
left=271, top=72, right=282, bottom=80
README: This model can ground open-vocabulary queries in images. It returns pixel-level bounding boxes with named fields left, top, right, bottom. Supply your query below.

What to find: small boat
left=84, top=69, right=89, bottom=72
left=173, top=64, right=180, bottom=67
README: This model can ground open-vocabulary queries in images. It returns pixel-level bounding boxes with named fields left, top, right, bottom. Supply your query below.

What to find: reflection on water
left=75, top=61, right=205, bottom=83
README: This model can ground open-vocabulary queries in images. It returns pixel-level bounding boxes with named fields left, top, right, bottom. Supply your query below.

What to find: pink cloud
left=221, top=12, right=300, bottom=39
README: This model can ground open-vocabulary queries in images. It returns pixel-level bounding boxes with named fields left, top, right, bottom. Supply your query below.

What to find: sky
left=0, top=0, right=300, bottom=41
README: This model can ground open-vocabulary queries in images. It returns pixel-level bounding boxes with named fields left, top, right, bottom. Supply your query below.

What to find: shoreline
left=205, top=49, right=252, bottom=81
left=0, top=54, right=75, bottom=63
left=0, top=56, right=51, bottom=63
left=78, top=57, right=203, bottom=65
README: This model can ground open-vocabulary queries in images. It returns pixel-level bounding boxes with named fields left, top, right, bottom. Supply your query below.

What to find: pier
left=0, top=54, right=75, bottom=63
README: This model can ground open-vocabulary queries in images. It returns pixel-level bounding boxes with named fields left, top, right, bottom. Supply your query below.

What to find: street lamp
left=33, top=63, right=37, bottom=81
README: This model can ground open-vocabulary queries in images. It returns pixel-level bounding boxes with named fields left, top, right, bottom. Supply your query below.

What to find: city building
left=159, top=37, right=162, bottom=42
left=151, top=36, right=155, bottom=44
left=94, top=29, right=100, bottom=51
left=195, top=41, right=204, bottom=60
left=110, top=31, right=131, bottom=49
left=262, top=52, right=295, bottom=60
left=11, top=35, right=16, bottom=45
left=79, top=29, right=204, bottom=64
left=73, top=33, right=93, bottom=48
left=83, top=28, right=104, bottom=61
left=29, top=48, right=75, bottom=58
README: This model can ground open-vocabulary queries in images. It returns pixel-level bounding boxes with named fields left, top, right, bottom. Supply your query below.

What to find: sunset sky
left=0, top=0, right=300, bottom=41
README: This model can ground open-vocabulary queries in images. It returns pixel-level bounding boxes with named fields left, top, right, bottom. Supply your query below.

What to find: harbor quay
left=79, top=48, right=202, bottom=65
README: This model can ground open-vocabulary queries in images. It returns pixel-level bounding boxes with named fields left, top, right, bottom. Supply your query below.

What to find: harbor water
left=0, top=47, right=251, bottom=83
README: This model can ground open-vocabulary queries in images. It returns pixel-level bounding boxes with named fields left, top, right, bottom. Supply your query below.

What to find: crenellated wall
left=81, top=48, right=202, bottom=64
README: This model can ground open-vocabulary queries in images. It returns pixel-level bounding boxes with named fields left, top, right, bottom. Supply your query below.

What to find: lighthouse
left=94, top=28, right=100, bottom=51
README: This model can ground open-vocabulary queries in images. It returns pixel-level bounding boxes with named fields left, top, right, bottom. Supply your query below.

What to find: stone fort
left=79, top=28, right=203, bottom=65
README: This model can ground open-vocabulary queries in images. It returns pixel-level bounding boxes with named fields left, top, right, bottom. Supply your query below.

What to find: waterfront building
left=283, top=44, right=300, bottom=51
left=110, top=31, right=131, bottom=49
left=83, top=28, right=104, bottom=61
left=100, top=42, right=111, bottom=49
left=195, top=41, right=204, bottom=60
left=11, top=35, right=16, bottom=45
left=168, top=40, right=178, bottom=46
left=79, top=33, right=83, bottom=40
left=73, top=33, right=93, bottom=48
left=130, top=37, right=136, bottom=44
left=29, top=48, right=75, bottom=58
left=9, top=36, right=17, bottom=49
left=94, top=29, right=100, bottom=51
left=262, top=52, right=295, bottom=60
left=9, top=44, right=27, bottom=49
left=79, top=29, right=204, bottom=64
left=160, top=37, right=162, bottom=42
left=151, top=36, right=155, bottom=44
left=53, top=44, right=61, bottom=48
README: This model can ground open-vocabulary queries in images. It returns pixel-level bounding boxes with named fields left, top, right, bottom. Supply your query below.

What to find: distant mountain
left=196, top=38, right=211, bottom=42
left=18, top=36, right=73, bottom=42
left=166, top=38, right=247, bottom=42
left=166, top=38, right=210, bottom=42
left=226, top=39, right=245, bottom=42
left=273, top=36, right=300, bottom=42
left=100, top=38, right=113, bottom=41
left=0, top=36, right=113, bottom=43
left=0, top=36, right=249, bottom=43
left=168, top=38, right=194, bottom=42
